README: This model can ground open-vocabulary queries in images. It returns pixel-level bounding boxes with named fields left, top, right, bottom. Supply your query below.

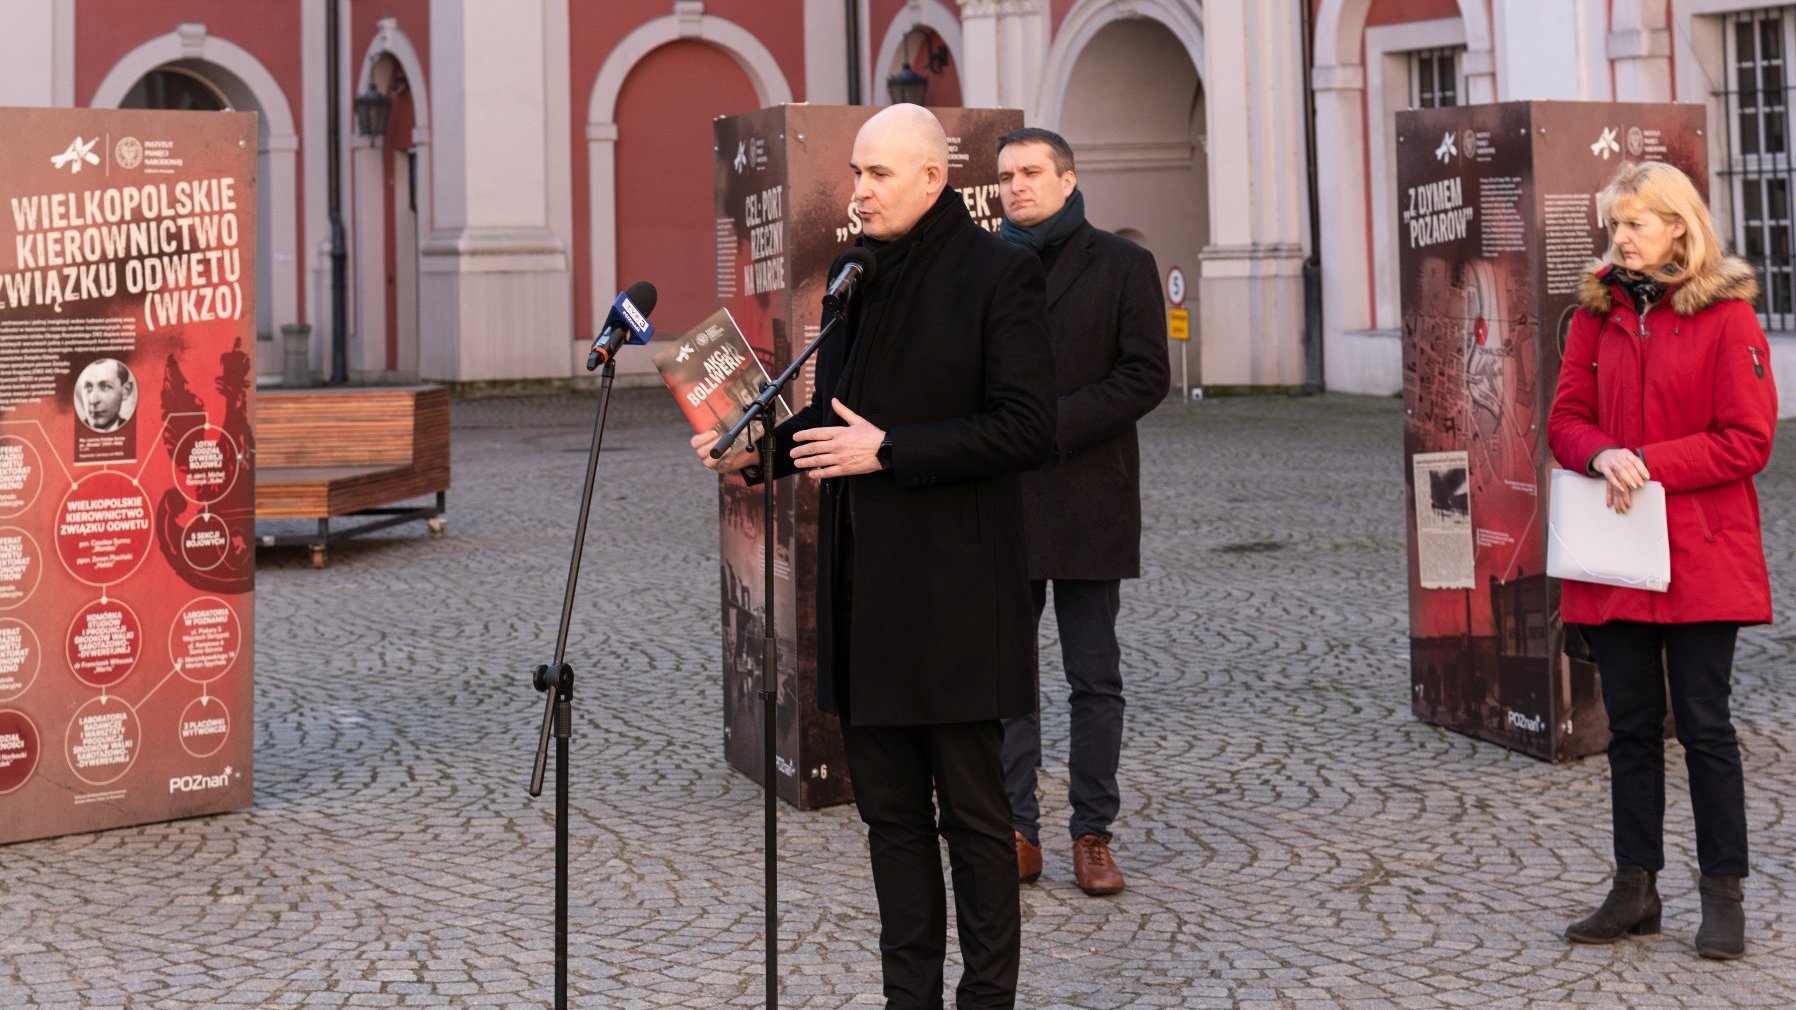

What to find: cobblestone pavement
left=3, top=389, right=1793, bottom=1009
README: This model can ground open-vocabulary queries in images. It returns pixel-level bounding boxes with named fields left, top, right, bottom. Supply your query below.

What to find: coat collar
left=1044, top=221, right=1097, bottom=309
left=848, top=188, right=971, bottom=391
left=1577, top=257, right=1759, bottom=316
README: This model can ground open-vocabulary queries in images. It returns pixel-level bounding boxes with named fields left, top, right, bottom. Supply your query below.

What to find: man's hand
left=1592, top=447, right=1649, bottom=514
left=790, top=399, right=886, bottom=479
left=691, top=430, right=756, bottom=474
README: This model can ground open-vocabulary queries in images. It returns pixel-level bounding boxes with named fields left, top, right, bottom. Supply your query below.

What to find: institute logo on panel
left=1434, top=131, right=1458, bottom=164
left=51, top=136, right=100, bottom=174
left=1590, top=126, right=1621, bottom=160
left=115, top=137, right=144, bottom=171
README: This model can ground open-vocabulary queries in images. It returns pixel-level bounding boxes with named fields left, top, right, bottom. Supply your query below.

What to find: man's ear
left=1060, top=171, right=1077, bottom=198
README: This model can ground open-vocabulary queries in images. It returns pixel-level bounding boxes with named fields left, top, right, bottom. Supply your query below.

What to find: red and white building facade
left=1, top=1, right=1791, bottom=409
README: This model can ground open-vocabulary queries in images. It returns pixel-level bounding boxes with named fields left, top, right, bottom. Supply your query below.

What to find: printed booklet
left=653, top=307, right=790, bottom=442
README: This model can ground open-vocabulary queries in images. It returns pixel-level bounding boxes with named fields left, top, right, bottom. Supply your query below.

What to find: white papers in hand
left=1546, top=468, right=1670, bottom=592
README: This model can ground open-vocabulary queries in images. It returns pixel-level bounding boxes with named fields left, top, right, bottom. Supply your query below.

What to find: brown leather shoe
left=1072, top=834, right=1124, bottom=896
left=1016, top=831, right=1042, bottom=884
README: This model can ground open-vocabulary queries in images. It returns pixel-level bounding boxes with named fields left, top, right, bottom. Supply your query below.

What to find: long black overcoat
left=1020, top=222, right=1169, bottom=580
left=766, top=190, right=1056, bottom=726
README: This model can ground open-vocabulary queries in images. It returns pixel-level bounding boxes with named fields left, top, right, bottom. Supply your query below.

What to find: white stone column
left=423, top=0, right=572, bottom=385
left=805, top=0, right=850, bottom=103
left=1609, top=0, right=1671, bottom=102
left=1312, top=62, right=1398, bottom=394
left=1492, top=0, right=1587, bottom=100
left=0, top=1, right=72, bottom=106
left=959, top=0, right=1002, bottom=108
left=302, top=0, right=333, bottom=379
left=998, top=0, right=1043, bottom=111
left=350, top=137, right=385, bottom=381
left=1198, top=0, right=1308, bottom=389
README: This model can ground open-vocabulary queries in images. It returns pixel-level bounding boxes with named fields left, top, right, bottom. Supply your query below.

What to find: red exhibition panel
left=0, top=107, right=256, bottom=843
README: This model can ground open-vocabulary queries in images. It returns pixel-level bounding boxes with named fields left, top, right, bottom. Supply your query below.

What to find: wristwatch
left=876, top=437, right=894, bottom=470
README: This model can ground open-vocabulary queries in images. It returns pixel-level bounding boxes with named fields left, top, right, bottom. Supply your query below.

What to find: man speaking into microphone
left=692, top=103, right=1054, bottom=1009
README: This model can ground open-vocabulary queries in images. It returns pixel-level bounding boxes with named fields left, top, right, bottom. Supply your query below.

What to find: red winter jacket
left=1548, top=259, right=1778, bottom=625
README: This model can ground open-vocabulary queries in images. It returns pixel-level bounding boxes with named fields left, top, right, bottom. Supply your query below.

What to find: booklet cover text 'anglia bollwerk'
left=653, top=307, right=790, bottom=440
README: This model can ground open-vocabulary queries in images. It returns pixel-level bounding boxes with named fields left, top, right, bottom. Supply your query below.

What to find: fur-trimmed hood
left=1576, top=257, right=1760, bottom=315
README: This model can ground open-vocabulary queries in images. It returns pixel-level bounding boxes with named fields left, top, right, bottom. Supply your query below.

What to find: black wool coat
left=765, top=189, right=1056, bottom=726
left=1021, top=222, right=1170, bottom=580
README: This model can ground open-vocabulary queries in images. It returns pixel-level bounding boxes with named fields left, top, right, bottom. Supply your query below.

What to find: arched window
left=121, top=67, right=231, bottom=112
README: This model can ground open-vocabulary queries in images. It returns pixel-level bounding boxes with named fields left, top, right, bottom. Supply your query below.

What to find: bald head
left=850, top=103, right=951, bottom=240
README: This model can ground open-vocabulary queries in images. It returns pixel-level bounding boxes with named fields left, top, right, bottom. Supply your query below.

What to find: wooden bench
left=254, top=386, right=450, bottom=567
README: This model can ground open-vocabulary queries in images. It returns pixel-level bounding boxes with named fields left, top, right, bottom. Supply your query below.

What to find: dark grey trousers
left=1001, top=579, right=1125, bottom=843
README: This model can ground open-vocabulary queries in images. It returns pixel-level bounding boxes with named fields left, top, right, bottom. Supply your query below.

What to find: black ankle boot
left=1695, top=874, right=1745, bottom=960
left=1565, top=865, right=1661, bottom=943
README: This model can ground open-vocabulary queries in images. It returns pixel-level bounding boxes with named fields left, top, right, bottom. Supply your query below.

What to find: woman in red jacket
left=1548, top=161, right=1777, bottom=960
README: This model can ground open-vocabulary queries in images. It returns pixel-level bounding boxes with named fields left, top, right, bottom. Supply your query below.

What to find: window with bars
left=1408, top=47, right=1463, bottom=108
left=1721, top=7, right=1796, bottom=328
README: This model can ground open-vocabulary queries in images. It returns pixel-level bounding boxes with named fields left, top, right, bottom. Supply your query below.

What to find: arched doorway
left=120, top=59, right=278, bottom=372
left=612, top=41, right=764, bottom=338
left=1056, top=19, right=1205, bottom=390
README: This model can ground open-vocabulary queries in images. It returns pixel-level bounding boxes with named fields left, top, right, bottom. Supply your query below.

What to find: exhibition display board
left=711, top=104, right=1021, bottom=808
left=1396, top=101, right=1706, bottom=761
left=0, top=107, right=256, bottom=842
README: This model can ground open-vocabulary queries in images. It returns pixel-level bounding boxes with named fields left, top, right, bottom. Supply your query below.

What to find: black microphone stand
left=709, top=309, right=848, bottom=1010
left=527, top=355, right=623, bottom=1010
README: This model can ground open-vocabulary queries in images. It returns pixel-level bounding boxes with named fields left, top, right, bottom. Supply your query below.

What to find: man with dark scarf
left=694, top=104, right=1055, bottom=1009
left=994, top=128, right=1170, bottom=897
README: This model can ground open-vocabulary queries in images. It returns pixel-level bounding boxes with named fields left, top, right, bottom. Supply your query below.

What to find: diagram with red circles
left=0, top=525, right=43, bottom=610
left=0, top=618, right=41, bottom=702
left=177, top=695, right=230, bottom=759
left=171, top=423, right=242, bottom=505
left=64, top=695, right=141, bottom=786
left=170, top=597, right=240, bottom=684
left=0, top=408, right=253, bottom=838
left=56, top=469, right=155, bottom=586
left=0, top=435, right=45, bottom=515
left=0, top=709, right=42, bottom=795
left=66, top=596, right=142, bottom=688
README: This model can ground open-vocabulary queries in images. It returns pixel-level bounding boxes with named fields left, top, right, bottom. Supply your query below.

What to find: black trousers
left=841, top=720, right=1021, bottom=1010
left=1001, top=579, right=1125, bottom=843
left=1583, top=620, right=1749, bottom=878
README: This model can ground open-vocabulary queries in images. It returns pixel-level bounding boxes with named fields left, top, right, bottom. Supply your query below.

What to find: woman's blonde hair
left=1596, top=161, right=1725, bottom=283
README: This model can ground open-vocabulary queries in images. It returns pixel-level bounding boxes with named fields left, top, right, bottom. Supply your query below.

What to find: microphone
left=822, top=248, right=876, bottom=314
left=586, top=281, right=658, bottom=370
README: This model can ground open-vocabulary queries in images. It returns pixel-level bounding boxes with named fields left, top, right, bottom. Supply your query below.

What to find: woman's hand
left=1592, top=447, right=1649, bottom=514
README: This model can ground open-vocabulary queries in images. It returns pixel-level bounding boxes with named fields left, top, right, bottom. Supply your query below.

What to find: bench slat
left=253, top=386, right=450, bottom=520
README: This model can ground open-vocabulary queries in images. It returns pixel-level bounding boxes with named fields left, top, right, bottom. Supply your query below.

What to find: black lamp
left=353, top=82, right=391, bottom=137
left=886, top=62, right=928, bottom=105
left=887, top=27, right=945, bottom=105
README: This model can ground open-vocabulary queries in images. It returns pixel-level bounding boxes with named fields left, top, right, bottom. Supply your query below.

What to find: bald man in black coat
left=697, top=103, right=1054, bottom=1010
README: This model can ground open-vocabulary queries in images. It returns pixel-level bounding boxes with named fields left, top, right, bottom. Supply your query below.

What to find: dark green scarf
left=999, top=187, right=1086, bottom=252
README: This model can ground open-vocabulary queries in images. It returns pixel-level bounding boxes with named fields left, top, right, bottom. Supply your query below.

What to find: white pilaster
left=1609, top=0, right=1671, bottom=102
left=805, top=0, right=850, bottom=102
left=1312, top=62, right=1398, bottom=395
left=1198, top=0, right=1307, bottom=388
left=423, top=0, right=572, bottom=383
left=350, top=138, right=385, bottom=380
left=960, top=1, right=1001, bottom=108
left=1492, top=0, right=1586, bottom=100
left=0, top=2, right=56, bottom=106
